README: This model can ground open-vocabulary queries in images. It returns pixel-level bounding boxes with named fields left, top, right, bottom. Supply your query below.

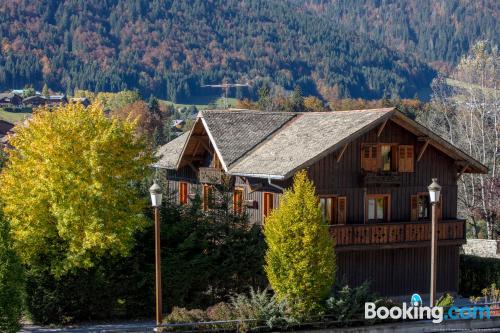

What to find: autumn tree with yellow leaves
left=0, top=102, right=151, bottom=275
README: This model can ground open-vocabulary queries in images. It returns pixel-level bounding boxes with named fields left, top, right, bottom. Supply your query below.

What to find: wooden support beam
left=184, top=155, right=203, bottom=161
left=192, top=140, right=201, bottom=157
left=198, top=140, right=212, bottom=154
left=456, top=164, right=469, bottom=180
left=336, top=144, right=349, bottom=163
left=188, top=162, right=197, bottom=173
left=417, top=139, right=430, bottom=162
left=377, top=119, right=388, bottom=137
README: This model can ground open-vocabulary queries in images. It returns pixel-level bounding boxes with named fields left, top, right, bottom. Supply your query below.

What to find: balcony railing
left=199, top=167, right=228, bottom=184
left=330, top=220, right=465, bottom=247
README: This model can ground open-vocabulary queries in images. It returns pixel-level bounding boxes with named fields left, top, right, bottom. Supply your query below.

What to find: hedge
left=459, top=254, right=500, bottom=297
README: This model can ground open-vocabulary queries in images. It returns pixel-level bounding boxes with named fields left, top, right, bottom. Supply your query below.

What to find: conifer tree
left=264, top=170, right=335, bottom=319
left=42, top=83, right=50, bottom=98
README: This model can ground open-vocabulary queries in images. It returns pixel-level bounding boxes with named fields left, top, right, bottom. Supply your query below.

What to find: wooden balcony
left=330, top=220, right=465, bottom=251
left=199, top=167, right=228, bottom=184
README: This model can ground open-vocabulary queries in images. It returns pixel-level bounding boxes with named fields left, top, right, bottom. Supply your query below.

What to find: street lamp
left=428, top=178, right=441, bottom=307
left=149, top=180, right=163, bottom=327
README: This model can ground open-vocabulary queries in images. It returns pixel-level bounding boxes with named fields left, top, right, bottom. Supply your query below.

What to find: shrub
left=264, top=170, right=335, bottom=319
left=325, top=282, right=389, bottom=324
left=0, top=214, right=24, bottom=333
left=459, top=255, right=500, bottom=297
left=165, top=288, right=294, bottom=330
left=166, top=307, right=209, bottom=323
left=230, top=288, right=293, bottom=328
left=436, top=293, right=454, bottom=307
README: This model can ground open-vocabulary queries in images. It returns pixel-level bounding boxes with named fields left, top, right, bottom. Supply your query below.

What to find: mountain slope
left=301, top=0, right=499, bottom=72
left=0, top=0, right=435, bottom=101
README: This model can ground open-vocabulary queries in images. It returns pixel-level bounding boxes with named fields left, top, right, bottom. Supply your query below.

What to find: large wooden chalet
left=154, top=108, right=487, bottom=296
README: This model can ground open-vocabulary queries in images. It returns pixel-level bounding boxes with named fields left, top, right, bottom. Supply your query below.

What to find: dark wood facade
left=161, top=118, right=468, bottom=296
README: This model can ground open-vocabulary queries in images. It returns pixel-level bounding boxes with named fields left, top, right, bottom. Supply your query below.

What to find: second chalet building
left=155, top=108, right=487, bottom=296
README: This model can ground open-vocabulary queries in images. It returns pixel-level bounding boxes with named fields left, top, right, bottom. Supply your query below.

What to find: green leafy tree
left=264, top=170, right=335, bottom=319
left=0, top=102, right=152, bottom=275
left=22, top=85, right=36, bottom=98
left=0, top=212, right=24, bottom=333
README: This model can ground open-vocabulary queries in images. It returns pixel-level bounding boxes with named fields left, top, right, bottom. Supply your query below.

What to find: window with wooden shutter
left=233, top=188, right=244, bottom=214
left=366, top=194, right=390, bottom=222
left=411, top=193, right=430, bottom=221
left=179, top=182, right=188, bottom=205
left=398, top=145, right=414, bottom=172
left=263, top=192, right=274, bottom=219
left=320, top=196, right=346, bottom=224
left=337, top=196, right=347, bottom=224
left=362, top=144, right=378, bottom=171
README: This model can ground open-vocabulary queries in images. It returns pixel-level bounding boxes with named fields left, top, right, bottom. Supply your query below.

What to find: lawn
left=160, top=95, right=239, bottom=110
left=0, top=108, right=32, bottom=123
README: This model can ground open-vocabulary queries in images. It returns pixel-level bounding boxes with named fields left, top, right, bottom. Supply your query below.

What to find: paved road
left=21, top=321, right=156, bottom=333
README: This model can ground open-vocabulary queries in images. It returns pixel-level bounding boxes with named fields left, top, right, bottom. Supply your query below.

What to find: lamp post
left=149, top=181, right=163, bottom=326
left=428, top=178, right=441, bottom=307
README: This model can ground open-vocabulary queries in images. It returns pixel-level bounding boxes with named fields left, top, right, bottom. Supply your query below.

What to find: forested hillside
left=302, top=0, right=499, bottom=72
left=0, top=0, right=436, bottom=102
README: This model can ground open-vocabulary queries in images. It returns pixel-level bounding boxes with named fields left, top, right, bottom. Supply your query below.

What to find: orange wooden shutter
left=179, top=182, right=188, bottom=205
left=362, top=145, right=378, bottom=171
left=398, top=145, right=414, bottom=172
left=410, top=195, right=418, bottom=221
left=233, top=189, right=243, bottom=214
left=362, top=146, right=370, bottom=170
left=406, top=146, right=414, bottom=172
left=203, top=185, right=209, bottom=211
left=337, top=197, right=347, bottom=225
left=399, top=146, right=406, bottom=172
left=263, top=193, right=273, bottom=218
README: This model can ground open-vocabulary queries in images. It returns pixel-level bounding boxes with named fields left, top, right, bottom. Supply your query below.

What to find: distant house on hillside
left=47, top=95, right=68, bottom=105
left=70, top=97, right=91, bottom=107
left=155, top=108, right=487, bottom=297
left=172, top=119, right=186, bottom=129
left=22, top=95, right=47, bottom=107
left=0, top=92, right=23, bottom=107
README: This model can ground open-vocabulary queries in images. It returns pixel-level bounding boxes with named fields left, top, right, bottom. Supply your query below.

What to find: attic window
left=362, top=143, right=413, bottom=173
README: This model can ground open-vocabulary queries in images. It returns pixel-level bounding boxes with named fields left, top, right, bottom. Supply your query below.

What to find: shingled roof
left=201, top=110, right=295, bottom=167
left=229, top=109, right=394, bottom=178
left=154, top=132, right=190, bottom=169
left=154, top=108, right=487, bottom=179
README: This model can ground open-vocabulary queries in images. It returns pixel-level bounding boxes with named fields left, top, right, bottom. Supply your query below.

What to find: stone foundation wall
left=462, top=239, right=500, bottom=258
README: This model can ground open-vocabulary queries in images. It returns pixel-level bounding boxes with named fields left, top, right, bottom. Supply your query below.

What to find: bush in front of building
left=25, top=191, right=267, bottom=325
left=459, top=254, right=500, bottom=297
left=264, top=170, right=336, bottom=319
left=0, top=212, right=24, bottom=333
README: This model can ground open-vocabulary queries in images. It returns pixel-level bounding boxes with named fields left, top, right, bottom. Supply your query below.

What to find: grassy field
left=0, top=108, right=32, bottom=123
left=446, top=78, right=498, bottom=94
left=160, top=96, right=239, bottom=110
